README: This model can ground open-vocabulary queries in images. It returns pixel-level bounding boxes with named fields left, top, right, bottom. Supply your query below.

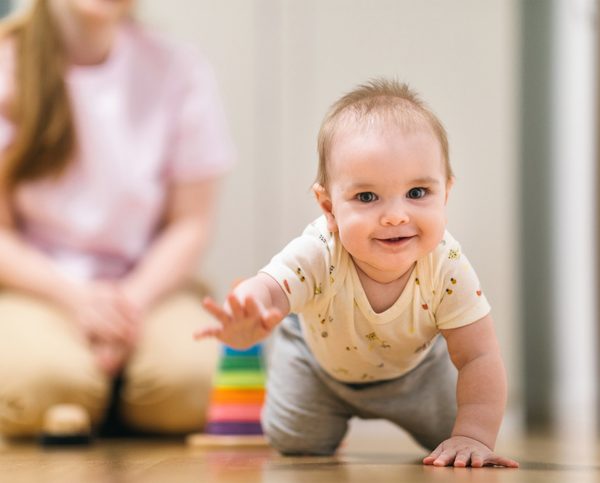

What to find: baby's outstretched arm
left=195, top=273, right=290, bottom=349
left=423, top=314, right=519, bottom=468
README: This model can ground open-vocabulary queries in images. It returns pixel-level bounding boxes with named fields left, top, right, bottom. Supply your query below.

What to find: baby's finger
left=193, top=326, right=223, bottom=340
left=486, top=454, right=519, bottom=468
left=423, top=447, right=442, bottom=465
left=470, top=452, right=485, bottom=468
left=202, top=297, right=231, bottom=325
left=244, top=296, right=262, bottom=320
left=227, top=294, right=246, bottom=320
left=433, top=450, right=456, bottom=467
left=453, top=449, right=471, bottom=467
left=262, top=308, right=283, bottom=331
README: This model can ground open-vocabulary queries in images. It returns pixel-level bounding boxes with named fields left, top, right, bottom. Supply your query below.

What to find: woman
left=0, top=0, right=234, bottom=436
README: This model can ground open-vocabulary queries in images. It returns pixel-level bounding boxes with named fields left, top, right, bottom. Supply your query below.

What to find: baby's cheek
left=337, top=225, right=366, bottom=256
left=424, top=214, right=447, bottom=244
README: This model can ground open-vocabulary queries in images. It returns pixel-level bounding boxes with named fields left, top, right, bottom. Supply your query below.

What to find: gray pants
left=262, top=315, right=457, bottom=455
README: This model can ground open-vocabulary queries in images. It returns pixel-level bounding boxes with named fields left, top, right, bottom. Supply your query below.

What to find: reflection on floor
left=1, top=419, right=599, bottom=483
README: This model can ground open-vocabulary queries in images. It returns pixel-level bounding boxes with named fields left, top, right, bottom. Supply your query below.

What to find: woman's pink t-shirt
left=0, top=23, right=234, bottom=280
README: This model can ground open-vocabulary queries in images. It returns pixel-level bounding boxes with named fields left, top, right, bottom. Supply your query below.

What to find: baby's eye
left=356, top=192, right=378, bottom=203
left=407, top=187, right=428, bottom=199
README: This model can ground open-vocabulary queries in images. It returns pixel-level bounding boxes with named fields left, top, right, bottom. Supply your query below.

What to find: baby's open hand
left=195, top=294, right=283, bottom=349
left=423, top=436, right=519, bottom=468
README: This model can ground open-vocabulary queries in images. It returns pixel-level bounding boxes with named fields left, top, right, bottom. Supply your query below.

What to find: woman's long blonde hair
left=1, top=0, right=75, bottom=192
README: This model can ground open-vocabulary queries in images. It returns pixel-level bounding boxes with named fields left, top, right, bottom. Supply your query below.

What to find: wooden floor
left=1, top=421, right=599, bottom=483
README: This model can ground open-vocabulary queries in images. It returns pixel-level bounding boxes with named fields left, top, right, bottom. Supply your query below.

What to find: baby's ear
left=444, top=176, right=455, bottom=205
left=312, top=183, right=338, bottom=233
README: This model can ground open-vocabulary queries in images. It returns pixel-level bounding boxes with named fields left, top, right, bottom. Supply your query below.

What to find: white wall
left=552, top=0, right=597, bottom=440
left=139, top=0, right=521, bottom=433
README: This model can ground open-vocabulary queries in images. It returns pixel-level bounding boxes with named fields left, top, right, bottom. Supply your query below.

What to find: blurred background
left=4, top=0, right=598, bottom=442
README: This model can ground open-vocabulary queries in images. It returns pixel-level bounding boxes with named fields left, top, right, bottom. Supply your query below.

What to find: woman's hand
left=67, top=281, right=142, bottom=375
left=423, top=436, right=519, bottom=468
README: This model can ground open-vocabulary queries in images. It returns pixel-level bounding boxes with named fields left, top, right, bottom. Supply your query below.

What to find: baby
left=197, top=79, right=518, bottom=468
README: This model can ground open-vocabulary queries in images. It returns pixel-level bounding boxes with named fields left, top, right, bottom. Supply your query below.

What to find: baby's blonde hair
left=316, top=78, right=452, bottom=187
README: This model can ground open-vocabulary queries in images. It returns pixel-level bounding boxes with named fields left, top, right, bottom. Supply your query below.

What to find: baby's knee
left=262, top=416, right=341, bottom=456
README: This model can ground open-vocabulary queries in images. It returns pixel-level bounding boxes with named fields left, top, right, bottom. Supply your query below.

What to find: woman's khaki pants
left=0, top=290, right=220, bottom=437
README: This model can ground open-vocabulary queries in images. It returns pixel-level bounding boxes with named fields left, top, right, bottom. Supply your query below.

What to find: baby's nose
left=380, top=201, right=409, bottom=225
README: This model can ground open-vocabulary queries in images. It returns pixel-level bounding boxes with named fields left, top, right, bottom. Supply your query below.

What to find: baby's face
left=318, top=125, right=451, bottom=284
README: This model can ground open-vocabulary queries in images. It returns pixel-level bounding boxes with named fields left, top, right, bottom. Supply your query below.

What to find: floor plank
left=1, top=426, right=599, bottom=483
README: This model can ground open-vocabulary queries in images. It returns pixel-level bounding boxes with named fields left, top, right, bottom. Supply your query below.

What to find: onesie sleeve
left=433, top=235, right=491, bottom=330
left=259, top=221, right=331, bottom=314
left=163, top=51, right=235, bottom=182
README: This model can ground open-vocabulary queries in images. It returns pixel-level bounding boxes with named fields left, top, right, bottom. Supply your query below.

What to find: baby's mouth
left=376, top=235, right=415, bottom=244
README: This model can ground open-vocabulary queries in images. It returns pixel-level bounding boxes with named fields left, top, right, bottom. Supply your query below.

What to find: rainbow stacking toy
left=186, top=344, right=268, bottom=447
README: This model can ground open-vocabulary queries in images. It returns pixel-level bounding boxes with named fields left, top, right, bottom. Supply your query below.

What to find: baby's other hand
left=195, top=293, right=283, bottom=349
left=423, top=436, right=519, bottom=468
